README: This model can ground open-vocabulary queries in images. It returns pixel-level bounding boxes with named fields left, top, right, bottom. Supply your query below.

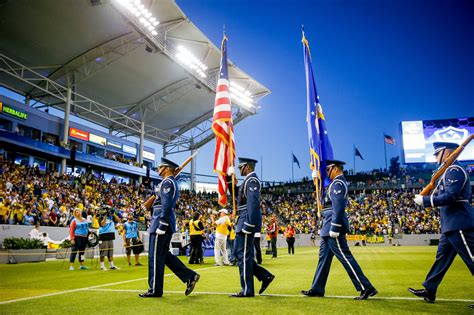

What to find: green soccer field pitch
left=0, top=246, right=472, bottom=314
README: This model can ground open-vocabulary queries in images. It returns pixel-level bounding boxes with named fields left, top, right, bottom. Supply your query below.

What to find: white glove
left=228, top=166, right=235, bottom=176
left=154, top=183, right=162, bottom=193
left=156, top=228, right=166, bottom=235
left=414, top=194, right=423, bottom=206
left=329, top=231, right=339, bottom=238
left=312, top=170, right=318, bottom=179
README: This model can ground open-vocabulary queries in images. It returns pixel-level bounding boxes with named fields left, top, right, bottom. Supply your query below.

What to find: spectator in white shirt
left=212, top=209, right=231, bottom=266
left=28, top=223, right=41, bottom=240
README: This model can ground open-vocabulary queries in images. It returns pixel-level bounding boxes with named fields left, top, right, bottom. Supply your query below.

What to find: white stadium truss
left=0, top=0, right=270, bottom=155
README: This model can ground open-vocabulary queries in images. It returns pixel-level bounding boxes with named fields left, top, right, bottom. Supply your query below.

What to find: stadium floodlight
left=230, top=82, right=255, bottom=110
left=175, top=45, right=208, bottom=78
left=115, top=0, right=160, bottom=36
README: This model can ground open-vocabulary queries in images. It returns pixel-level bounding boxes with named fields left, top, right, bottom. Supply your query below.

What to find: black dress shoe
left=301, top=289, right=324, bottom=297
left=230, top=292, right=254, bottom=297
left=139, top=291, right=161, bottom=298
left=408, top=288, right=436, bottom=303
left=469, top=304, right=474, bottom=309
left=185, top=274, right=200, bottom=296
left=355, top=287, right=378, bottom=300
left=259, top=274, right=275, bottom=295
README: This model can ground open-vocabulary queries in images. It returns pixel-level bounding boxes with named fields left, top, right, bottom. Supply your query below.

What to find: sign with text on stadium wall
left=0, top=101, right=28, bottom=120
left=89, top=133, right=107, bottom=146
left=143, top=150, right=155, bottom=161
left=123, top=144, right=137, bottom=156
left=107, top=140, right=122, bottom=150
left=69, top=127, right=89, bottom=141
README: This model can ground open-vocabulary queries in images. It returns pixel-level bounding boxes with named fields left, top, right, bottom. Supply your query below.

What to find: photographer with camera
left=98, top=206, right=120, bottom=270
left=123, top=213, right=143, bottom=266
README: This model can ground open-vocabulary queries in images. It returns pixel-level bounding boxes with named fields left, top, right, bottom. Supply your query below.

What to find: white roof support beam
left=0, top=53, right=188, bottom=144
left=110, top=2, right=217, bottom=94
left=107, top=77, right=196, bottom=132
left=27, top=32, right=144, bottom=98
left=163, top=108, right=250, bottom=155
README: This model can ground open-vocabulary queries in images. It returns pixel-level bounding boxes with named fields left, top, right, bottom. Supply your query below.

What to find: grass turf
left=0, top=246, right=472, bottom=314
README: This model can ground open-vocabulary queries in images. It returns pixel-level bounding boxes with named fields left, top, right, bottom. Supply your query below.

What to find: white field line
left=0, top=248, right=321, bottom=305
left=86, top=288, right=474, bottom=303
left=0, top=265, right=219, bottom=305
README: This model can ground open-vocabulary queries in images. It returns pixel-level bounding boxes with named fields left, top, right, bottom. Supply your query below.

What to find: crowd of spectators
left=263, top=188, right=442, bottom=236
left=0, top=161, right=448, bottom=237
left=0, top=161, right=149, bottom=229
left=104, top=151, right=142, bottom=168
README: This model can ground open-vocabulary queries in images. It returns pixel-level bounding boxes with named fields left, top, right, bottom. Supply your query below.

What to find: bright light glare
left=230, top=82, right=254, bottom=109
left=116, top=0, right=159, bottom=37
left=175, top=46, right=208, bottom=78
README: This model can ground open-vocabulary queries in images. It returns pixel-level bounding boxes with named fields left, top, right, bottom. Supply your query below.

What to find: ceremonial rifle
left=142, top=150, right=199, bottom=210
left=420, top=134, right=473, bottom=196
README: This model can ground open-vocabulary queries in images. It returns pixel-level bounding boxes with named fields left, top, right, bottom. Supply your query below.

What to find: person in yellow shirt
left=212, top=209, right=231, bottom=266
left=13, top=205, right=24, bottom=224
left=228, top=217, right=237, bottom=265
left=0, top=202, right=9, bottom=224
left=188, top=212, right=205, bottom=264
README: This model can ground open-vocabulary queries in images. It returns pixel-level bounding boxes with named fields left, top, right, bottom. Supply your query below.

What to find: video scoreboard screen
left=401, top=117, right=474, bottom=163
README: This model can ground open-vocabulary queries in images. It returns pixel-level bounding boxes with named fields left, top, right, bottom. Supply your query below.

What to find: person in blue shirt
left=98, top=207, right=120, bottom=271
left=230, top=157, right=275, bottom=298
left=69, top=208, right=89, bottom=271
left=410, top=142, right=474, bottom=308
left=123, top=213, right=142, bottom=266
left=23, top=210, right=34, bottom=225
left=302, top=159, right=377, bottom=300
left=139, top=158, right=200, bottom=298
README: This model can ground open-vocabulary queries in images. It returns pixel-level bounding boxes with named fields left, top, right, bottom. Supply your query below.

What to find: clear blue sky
left=175, top=0, right=474, bottom=182
left=2, top=1, right=472, bottom=183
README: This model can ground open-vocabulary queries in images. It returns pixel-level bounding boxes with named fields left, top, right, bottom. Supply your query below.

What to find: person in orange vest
left=267, top=214, right=278, bottom=258
left=285, top=224, right=296, bottom=255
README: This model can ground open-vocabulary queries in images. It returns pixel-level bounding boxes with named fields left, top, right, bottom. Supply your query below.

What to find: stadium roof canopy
left=0, top=0, right=270, bottom=154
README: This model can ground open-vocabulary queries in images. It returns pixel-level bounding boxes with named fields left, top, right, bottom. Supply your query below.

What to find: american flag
left=212, top=34, right=235, bottom=206
left=384, top=134, right=395, bottom=145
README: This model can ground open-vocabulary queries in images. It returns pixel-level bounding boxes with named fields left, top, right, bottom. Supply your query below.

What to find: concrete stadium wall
left=0, top=225, right=131, bottom=255
left=0, top=225, right=442, bottom=258
left=257, top=233, right=442, bottom=248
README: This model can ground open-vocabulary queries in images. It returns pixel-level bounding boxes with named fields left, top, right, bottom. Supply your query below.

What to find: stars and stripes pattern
left=212, top=34, right=236, bottom=206
left=384, top=134, right=395, bottom=145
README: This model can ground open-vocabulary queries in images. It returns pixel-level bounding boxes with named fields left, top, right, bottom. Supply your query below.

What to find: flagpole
left=229, top=129, right=237, bottom=217
left=260, top=155, right=263, bottom=181
left=383, top=134, right=388, bottom=171
left=353, top=144, right=356, bottom=174
left=291, top=153, right=294, bottom=182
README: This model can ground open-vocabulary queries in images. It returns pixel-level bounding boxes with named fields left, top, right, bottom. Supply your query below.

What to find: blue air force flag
left=302, top=31, right=334, bottom=207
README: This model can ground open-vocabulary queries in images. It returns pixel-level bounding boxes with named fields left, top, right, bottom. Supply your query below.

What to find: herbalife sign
left=0, top=102, right=28, bottom=120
